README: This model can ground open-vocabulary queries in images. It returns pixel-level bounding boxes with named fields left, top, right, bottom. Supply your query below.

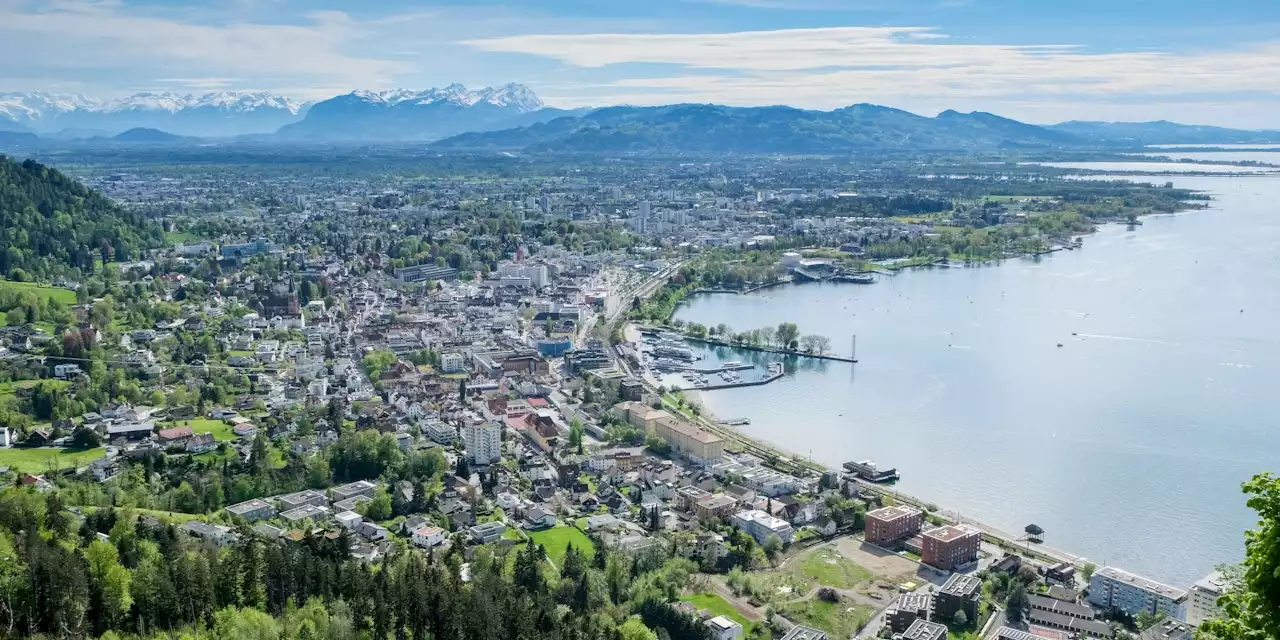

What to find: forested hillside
left=0, top=155, right=163, bottom=280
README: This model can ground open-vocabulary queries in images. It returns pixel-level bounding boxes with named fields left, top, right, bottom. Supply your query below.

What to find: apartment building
left=464, top=420, right=503, bottom=465
left=731, top=509, right=794, bottom=544
left=652, top=415, right=724, bottom=466
left=864, top=505, right=923, bottom=546
left=1088, top=566, right=1188, bottom=619
left=921, top=524, right=981, bottom=571
left=1187, top=570, right=1227, bottom=626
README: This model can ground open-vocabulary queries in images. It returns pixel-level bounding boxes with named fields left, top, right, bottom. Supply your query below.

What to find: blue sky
left=3, top=0, right=1280, bottom=126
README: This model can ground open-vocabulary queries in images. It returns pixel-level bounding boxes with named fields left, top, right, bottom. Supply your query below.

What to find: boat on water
left=843, top=459, right=900, bottom=483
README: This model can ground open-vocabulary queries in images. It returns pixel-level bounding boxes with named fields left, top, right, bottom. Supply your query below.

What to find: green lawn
left=159, top=418, right=235, bottom=441
left=780, top=599, right=874, bottom=639
left=165, top=231, right=202, bottom=245
left=681, top=593, right=756, bottom=635
left=0, top=280, right=77, bottom=305
left=0, top=379, right=70, bottom=396
left=799, top=548, right=875, bottom=589
left=0, top=447, right=106, bottom=473
left=527, top=525, right=595, bottom=565
left=80, top=506, right=205, bottom=524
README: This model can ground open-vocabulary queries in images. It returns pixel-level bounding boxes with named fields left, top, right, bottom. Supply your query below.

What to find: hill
left=431, top=103, right=1082, bottom=153
left=0, top=130, right=39, bottom=146
left=0, top=155, right=164, bottom=279
left=1047, top=120, right=1280, bottom=145
left=113, top=127, right=196, bottom=143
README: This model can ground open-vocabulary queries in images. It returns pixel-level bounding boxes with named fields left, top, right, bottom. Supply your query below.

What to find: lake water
left=674, top=158, right=1280, bottom=589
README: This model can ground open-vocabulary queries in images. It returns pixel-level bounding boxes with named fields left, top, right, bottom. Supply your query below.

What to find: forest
left=0, top=156, right=164, bottom=281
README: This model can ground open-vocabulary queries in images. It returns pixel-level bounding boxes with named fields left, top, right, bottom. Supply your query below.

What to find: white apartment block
left=730, top=509, right=794, bottom=545
left=440, top=352, right=465, bottom=373
left=1187, top=570, right=1227, bottom=626
left=464, top=420, right=502, bottom=465
left=1088, top=566, right=1188, bottom=620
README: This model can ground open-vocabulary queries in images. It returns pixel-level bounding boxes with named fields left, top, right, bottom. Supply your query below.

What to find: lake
left=673, top=159, right=1280, bottom=589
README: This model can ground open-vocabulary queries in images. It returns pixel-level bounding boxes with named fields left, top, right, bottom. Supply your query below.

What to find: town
left=0, top=149, right=1246, bottom=640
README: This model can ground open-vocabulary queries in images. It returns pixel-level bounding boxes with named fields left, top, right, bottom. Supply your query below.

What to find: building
left=994, top=628, right=1043, bottom=640
left=468, top=521, right=507, bottom=544
left=779, top=626, right=828, bottom=640
left=226, top=498, right=277, bottom=522
left=1139, top=619, right=1195, bottom=640
left=221, top=237, right=274, bottom=258
left=412, top=525, right=446, bottom=548
left=612, top=401, right=667, bottom=431
left=394, top=263, right=459, bottom=283
left=1088, top=566, right=1188, bottom=619
left=335, top=511, right=364, bottom=530
left=901, top=619, right=948, bottom=640
left=885, top=593, right=930, bottom=633
left=864, top=505, right=923, bottom=546
left=1187, top=570, right=1227, bottom=626
left=277, top=489, right=328, bottom=511
left=652, top=415, right=724, bottom=466
left=921, top=524, right=981, bottom=571
left=331, top=480, right=377, bottom=503
left=440, top=352, right=466, bottom=373
left=464, top=420, right=502, bottom=465
left=179, top=521, right=237, bottom=547
left=620, top=378, right=645, bottom=401
left=933, top=573, right=982, bottom=623
left=1024, top=593, right=1107, bottom=636
left=730, top=509, right=794, bottom=544
left=281, top=504, right=330, bottom=522
left=53, top=363, right=83, bottom=380
left=704, top=616, right=743, bottom=640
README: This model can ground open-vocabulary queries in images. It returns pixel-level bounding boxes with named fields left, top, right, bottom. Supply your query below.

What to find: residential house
left=412, top=525, right=446, bottom=548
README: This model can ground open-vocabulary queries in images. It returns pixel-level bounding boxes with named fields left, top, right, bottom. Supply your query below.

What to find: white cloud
left=0, top=0, right=409, bottom=94
left=464, top=26, right=1280, bottom=119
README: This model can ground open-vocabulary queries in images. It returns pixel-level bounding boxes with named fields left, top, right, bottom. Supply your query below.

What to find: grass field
left=0, top=280, right=77, bottom=305
left=681, top=593, right=756, bottom=635
left=798, top=548, right=875, bottom=590
left=80, top=506, right=205, bottom=524
left=0, top=379, right=70, bottom=396
left=165, top=231, right=202, bottom=245
left=527, top=525, right=595, bottom=565
left=0, top=446, right=105, bottom=473
left=780, top=599, right=874, bottom=639
left=159, top=418, right=236, bottom=441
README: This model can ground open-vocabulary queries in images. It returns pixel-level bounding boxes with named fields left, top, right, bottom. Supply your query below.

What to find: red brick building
left=921, top=525, right=981, bottom=570
left=865, top=505, right=923, bottom=546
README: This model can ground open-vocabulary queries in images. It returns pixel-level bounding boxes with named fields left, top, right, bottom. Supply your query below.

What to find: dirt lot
left=832, top=537, right=921, bottom=582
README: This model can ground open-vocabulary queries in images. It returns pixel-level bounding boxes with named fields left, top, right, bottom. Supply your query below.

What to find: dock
left=716, top=418, right=751, bottom=426
left=697, top=371, right=784, bottom=391
left=690, top=363, right=756, bottom=374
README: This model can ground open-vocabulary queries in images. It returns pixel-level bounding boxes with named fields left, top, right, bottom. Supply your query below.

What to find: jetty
left=681, top=335, right=859, bottom=363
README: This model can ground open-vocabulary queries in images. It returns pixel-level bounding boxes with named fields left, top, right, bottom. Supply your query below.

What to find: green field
left=164, top=231, right=202, bottom=245
left=160, top=418, right=236, bottom=441
left=0, top=280, right=78, bottom=305
left=527, top=525, right=595, bottom=564
left=0, top=379, right=70, bottom=396
left=681, top=593, right=755, bottom=635
left=80, top=506, right=205, bottom=524
left=780, top=599, right=874, bottom=639
left=0, top=446, right=105, bottom=473
left=798, top=548, right=875, bottom=589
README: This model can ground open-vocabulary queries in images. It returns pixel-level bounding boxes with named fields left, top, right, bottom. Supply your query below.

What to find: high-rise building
left=464, top=420, right=503, bottom=466
left=865, top=505, right=923, bottom=546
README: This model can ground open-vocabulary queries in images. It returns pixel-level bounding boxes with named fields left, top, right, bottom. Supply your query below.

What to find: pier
left=680, top=335, right=859, bottom=363
left=694, top=371, right=784, bottom=391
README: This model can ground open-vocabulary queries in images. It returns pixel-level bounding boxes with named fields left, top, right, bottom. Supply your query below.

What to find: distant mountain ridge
left=0, top=90, right=309, bottom=137
left=1046, top=120, right=1280, bottom=145
left=430, top=103, right=1084, bottom=153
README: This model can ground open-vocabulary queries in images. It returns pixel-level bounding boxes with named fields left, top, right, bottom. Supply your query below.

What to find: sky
left=2, top=0, right=1280, bottom=127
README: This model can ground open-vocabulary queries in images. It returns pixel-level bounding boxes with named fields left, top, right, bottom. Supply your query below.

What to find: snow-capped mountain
left=276, top=83, right=560, bottom=142
left=0, top=91, right=309, bottom=137
left=0, top=84, right=556, bottom=141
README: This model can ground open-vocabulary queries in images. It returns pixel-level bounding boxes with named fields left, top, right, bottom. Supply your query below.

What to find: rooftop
left=924, top=524, right=979, bottom=543
left=779, top=625, right=829, bottom=640
left=1096, top=566, right=1188, bottom=600
left=867, top=505, right=921, bottom=522
left=901, top=619, right=948, bottom=640
left=939, top=573, right=983, bottom=598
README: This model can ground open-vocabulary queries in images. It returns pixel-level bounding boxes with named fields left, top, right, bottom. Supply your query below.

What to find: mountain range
left=3, top=83, right=1279, bottom=151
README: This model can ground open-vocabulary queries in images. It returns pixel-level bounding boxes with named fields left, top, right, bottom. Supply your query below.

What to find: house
left=106, top=423, right=154, bottom=442
left=412, top=525, right=446, bottom=548
left=252, top=523, right=283, bottom=538
left=523, top=507, right=556, bottom=530
left=53, top=363, right=83, bottom=380
left=469, top=521, right=508, bottom=544
left=157, top=426, right=194, bottom=447
left=704, top=616, right=743, bottom=640
left=360, top=521, right=389, bottom=541
left=232, top=423, right=258, bottom=438
left=226, top=498, right=277, bottom=522
left=24, top=429, right=52, bottom=447
left=335, top=511, right=364, bottom=530
left=179, top=521, right=238, bottom=547
left=186, top=433, right=216, bottom=453
left=811, top=516, right=838, bottom=537
left=281, top=504, right=330, bottom=522
left=330, top=480, right=377, bottom=503
left=277, top=489, right=328, bottom=511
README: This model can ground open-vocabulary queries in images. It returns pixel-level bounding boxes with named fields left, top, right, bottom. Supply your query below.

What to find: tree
left=362, top=350, right=396, bottom=379
left=1006, top=583, right=1029, bottom=623
left=953, top=609, right=969, bottom=627
left=85, top=539, right=132, bottom=629
left=648, top=505, right=662, bottom=532
left=619, top=618, right=659, bottom=640
left=362, top=487, right=394, bottom=522
left=456, top=455, right=470, bottom=479
left=71, top=426, right=101, bottom=449
left=1199, top=473, right=1280, bottom=640
left=776, top=322, right=800, bottom=350
left=761, top=534, right=783, bottom=562
left=1081, top=562, right=1097, bottom=584
left=568, top=418, right=585, bottom=454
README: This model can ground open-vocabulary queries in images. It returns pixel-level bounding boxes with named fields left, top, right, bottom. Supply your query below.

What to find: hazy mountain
left=431, top=103, right=1082, bottom=153
left=1047, top=120, right=1280, bottom=145
left=0, top=91, right=309, bottom=137
left=113, top=127, right=196, bottom=143
left=0, top=130, right=39, bottom=146
left=275, top=83, right=567, bottom=141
